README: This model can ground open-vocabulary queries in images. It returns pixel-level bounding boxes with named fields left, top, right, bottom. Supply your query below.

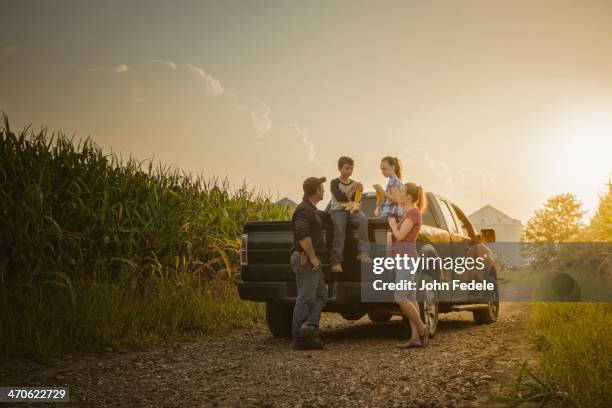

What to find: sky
left=1, top=0, right=611, bottom=223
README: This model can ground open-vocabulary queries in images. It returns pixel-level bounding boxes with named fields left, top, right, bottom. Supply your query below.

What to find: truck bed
left=240, top=217, right=390, bottom=283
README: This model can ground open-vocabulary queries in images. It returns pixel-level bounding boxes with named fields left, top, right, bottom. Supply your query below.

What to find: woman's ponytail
left=403, top=182, right=427, bottom=213
left=416, top=185, right=427, bottom=213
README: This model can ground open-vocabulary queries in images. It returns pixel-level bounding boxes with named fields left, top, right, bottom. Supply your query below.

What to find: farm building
left=468, top=205, right=524, bottom=267
left=276, top=197, right=298, bottom=209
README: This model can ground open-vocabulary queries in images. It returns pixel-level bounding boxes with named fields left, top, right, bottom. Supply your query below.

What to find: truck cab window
left=422, top=205, right=438, bottom=228
left=438, top=199, right=460, bottom=234
left=450, top=204, right=475, bottom=238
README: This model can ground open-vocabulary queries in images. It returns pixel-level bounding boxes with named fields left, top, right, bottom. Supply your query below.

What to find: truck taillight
left=240, top=233, right=248, bottom=265
left=386, top=231, right=392, bottom=257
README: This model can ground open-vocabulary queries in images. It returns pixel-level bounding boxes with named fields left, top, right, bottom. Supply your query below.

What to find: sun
left=547, top=107, right=612, bottom=217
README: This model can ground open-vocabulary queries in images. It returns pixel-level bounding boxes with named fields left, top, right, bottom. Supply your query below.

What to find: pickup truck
left=238, top=192, right=499, bottom=338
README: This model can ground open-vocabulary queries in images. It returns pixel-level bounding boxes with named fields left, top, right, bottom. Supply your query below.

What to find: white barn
left=468, top=205, right=524, bottom=267
left=276, top=197, right=298, bottom=209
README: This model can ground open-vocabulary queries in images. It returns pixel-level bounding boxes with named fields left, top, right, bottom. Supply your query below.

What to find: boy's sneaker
left=293, top=337, right=324, bottom=350
left=331, top=263, right=343, bottom=273
left=357, top=254, right=372, bottom=263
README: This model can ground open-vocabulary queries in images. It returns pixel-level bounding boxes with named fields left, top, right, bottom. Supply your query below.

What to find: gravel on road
left=1, top=303, right=533, bottom=408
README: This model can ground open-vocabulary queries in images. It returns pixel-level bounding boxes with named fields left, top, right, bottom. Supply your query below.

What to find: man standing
left=291, top=176, right=328, bottom=350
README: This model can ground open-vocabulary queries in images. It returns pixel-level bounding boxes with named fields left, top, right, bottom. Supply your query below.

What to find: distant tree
left=588, top=181, right=612, bottom=242
left=523, top=193, right=586, bottom=242
left=522, top=193, right=586, bottom=267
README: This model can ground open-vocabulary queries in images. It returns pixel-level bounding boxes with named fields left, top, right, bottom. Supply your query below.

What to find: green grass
left=3, top=275, right=264, bottom=362
left=531, top=302, right=611, bottom=407
left=495, top=302, right=611, bottom=408
left=0, top=114, right=286, bottom=361
left=496, top=254, right=611, bottom=407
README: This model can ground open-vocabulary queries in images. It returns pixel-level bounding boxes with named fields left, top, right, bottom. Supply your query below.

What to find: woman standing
left=388, top=182, right=430, bottom=348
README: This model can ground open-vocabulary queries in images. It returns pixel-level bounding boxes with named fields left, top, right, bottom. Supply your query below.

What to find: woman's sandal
left=419, top=325, right=430, bottom=348
left=397, top=340, right=421, bottom=349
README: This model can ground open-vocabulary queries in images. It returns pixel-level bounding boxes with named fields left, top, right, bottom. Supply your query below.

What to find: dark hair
left=337, top=156, right=354, bottom=169
left=403, top=182, right=427, bottom=212
left=302, top=176, right=326, bottom=198
left=381, top=156, right=402, bottom=179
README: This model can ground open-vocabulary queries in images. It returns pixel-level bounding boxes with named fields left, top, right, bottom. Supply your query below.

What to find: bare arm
left=389, top=217, right=414, bottom=241
left=373, top=184, right=400, bottom=203
left=386, top=185, right=400, bottom=203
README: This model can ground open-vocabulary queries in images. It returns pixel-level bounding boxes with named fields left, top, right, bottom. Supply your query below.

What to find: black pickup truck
left=238, top=192, right=499, bottom=338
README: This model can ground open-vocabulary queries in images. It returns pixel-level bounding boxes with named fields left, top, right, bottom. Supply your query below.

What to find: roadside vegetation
left=0, top=115, right=291, bottom=362
left=498, top=185, right=611, bottom=407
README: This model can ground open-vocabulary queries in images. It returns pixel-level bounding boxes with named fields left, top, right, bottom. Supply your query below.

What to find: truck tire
left=265, top=302, right=294, bottom=337
left=473, top=302, right=499, bottom=324
left=368, top=311, right=392, bottom=323
left=400, top=303, right=439, bottom=338
left=420, top=273, right=439, bottom=337
left=400, top=273, right=439, bottom=338
left=340, top=310, right=366, bottom=321
left=473, top=272, right=499, bottom=324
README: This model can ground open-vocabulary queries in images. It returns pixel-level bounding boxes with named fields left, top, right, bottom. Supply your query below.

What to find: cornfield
left=0, top=114, right=291, bottom=360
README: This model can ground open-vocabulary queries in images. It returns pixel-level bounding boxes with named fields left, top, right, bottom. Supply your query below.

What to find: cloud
left=403, top=147, right=496, bottom=188
left=235, top=98, right=319, bottom=165
left=175, top=62, right=318, bottom=165
left=2, top=45, right=18, bottom=52
left=152, top=59, right=177, bottom=69
left=286, top=123, right=316, bottom=162
left=112, top=64, right=129, bottom=73
left=238, top=97, right=272, bottom=136
left=81, top=63, right=129, bottom=74
left=184, top=63, right=225, bottom=96
left=70, top=59, right=322, bottom=199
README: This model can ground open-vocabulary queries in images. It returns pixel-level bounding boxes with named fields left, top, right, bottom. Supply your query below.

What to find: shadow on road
left=319, top=315, right=477, bottom=343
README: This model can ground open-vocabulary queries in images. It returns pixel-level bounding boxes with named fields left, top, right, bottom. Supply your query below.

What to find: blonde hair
left=403, top=182, right=427, bottom=212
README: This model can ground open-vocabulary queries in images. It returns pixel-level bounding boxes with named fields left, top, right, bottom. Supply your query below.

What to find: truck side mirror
left=479, top=229, right=496, bottom=243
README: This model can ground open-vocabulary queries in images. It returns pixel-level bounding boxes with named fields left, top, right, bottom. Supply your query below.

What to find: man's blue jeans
left=330, top=209, right=371, bottom=264
left=291, top=252, right=327, bottom=340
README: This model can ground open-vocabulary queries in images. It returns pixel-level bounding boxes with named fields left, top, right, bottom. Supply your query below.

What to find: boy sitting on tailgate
left=328, top=156, right=371, bottom=273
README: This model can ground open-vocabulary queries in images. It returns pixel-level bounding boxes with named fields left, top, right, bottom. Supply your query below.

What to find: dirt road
left=2, top=303, right=533, bottom=407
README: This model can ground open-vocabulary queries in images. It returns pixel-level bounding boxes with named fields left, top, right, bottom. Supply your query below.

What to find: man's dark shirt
left=292, top=198, right=326, bottom=256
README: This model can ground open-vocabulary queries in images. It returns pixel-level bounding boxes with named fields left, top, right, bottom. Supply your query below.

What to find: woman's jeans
left=330, top=209, right=371, bottom=264
left=291, top=252, right=328, bottom=340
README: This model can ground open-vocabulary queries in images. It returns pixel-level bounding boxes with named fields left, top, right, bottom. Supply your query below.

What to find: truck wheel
left=340, top=310, right=366, bottom=321
left=265, top=302, right=294, bottom=337
left=419, top=273, right=439, bottom=337
left=473, top=275, right=499, bottom=324
left=473, top=301, right=499, bottom=324
left=420, top=295, right=439, bottom=337
left=400, top=303, right=439, bottom=338
left=368, top=311, right=392, bottom=323
left=400, top=273, right=439, bottom=338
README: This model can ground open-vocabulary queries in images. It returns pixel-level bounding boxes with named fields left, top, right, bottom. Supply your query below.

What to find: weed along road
left=2, top=303, right=531, bottom=407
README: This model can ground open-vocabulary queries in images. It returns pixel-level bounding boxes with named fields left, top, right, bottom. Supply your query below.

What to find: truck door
left=420, top=200, right=452, bottom=297
left=437, top=198, right=465, bottom=249
left=437, top=199, right=473, bottom=301
left=448, top=202, right=488, bottom=302
left=428, top=197, right=459, bottom=300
